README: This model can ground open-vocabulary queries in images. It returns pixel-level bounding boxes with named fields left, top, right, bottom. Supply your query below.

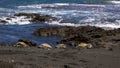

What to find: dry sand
left=0, top=46, right=120, bottom=68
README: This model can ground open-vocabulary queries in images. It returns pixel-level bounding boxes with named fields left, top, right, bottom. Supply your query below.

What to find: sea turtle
left=55, top=44, right=67, bottom=49
left=76, top=43, right=93, bottom=49
left=14, top=42, right=28, bottom=48
left=38, top=43, right=52, bottom=49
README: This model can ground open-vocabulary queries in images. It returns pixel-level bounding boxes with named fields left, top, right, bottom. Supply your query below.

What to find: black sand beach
left=0, top=46, right=120, bottom=68
left=0, top=1, right=120, bottom=67
left=0, top=25, right=120, bottom=68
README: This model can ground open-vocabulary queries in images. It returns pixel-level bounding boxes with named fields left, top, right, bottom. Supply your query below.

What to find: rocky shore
left=0, top=13, right=120, bottom=68
left=0, top=26, right=120, bottom=68
left=33, top=26, right=120, bottom=50
left=0, top=13, right=58, bottom=24
left=14, top=13, right=58, bottom=22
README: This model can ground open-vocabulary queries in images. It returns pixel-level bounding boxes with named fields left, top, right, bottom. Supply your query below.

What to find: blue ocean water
left=0, top=0, right=120, bottom=45
left=0, top=0, right=119, bottom=8
left=0, top=0, right=108, bottom=6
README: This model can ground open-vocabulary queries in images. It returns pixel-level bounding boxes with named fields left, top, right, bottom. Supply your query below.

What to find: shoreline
left=0, top=26, right=119, bottom=68
left=0, top=11, right=120, bottom=68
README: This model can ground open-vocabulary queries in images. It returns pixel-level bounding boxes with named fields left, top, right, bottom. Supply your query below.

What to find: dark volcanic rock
left=33, top=26, right=67, bottom=37
left=33, top=26, right=105, bottom=46
left=57, top=35, right=91, bottom=46
left=33, top=26, right=106, bottom=38
left=14, top=13, right=57, bottom=22
left=0, top=19, right=7, bottom=23
left=33, top=26, right=120, bottom=47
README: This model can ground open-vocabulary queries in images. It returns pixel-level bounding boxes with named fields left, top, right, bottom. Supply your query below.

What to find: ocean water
left=0, top=0, right=120, bottom=45
left=0, top=0, right=110, bottom=7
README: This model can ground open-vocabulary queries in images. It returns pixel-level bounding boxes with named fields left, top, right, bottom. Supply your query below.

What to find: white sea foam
left=94, top=23, right=120, bottom=29
left=1, top=3, right=120, bottom=29
left=18, top=3, right=70, bottom=9
left=0, top=15, right=120, bottom=29
left=0, top=16, right=31, bottom=25
left=45, top=18, right=120, bottom=29
left=18, top=5, right=42, bottom=8
left=16, top=3, right=108, bottom=19
left=18, top=3, right=106, bottom=9
left=52, top=3, right=70, bottom=6
left=45, top=21, right=80, bottom=27
left=71, top=3, right=106, bottom=7
left=79, top=18, right=96, bottom=23
left=109, top=1, right=120, bottom=4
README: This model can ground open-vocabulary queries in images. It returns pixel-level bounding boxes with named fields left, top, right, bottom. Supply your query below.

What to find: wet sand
left=0, top=46, right=120, bottom=68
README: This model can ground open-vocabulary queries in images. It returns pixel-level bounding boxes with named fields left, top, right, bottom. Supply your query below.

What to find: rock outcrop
left=33, top=26, right=107, bottom=37
left=14, top=13, right=57, bottom=22
left=33, top=26, right=120, bottom=48
left=0, top=19, right=7, bottom=24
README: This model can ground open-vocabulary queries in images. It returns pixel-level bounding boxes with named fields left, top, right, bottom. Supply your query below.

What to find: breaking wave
left=0, top=16, right=31, bottom=25
left=18, top=3, right=106, bottom=9
left=108, top=1, right=120, bottom=4
left=0, top=3, right=120, bottom=28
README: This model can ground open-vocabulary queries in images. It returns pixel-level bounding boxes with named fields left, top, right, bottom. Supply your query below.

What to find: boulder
left=14, top=13, right=39, bottom=18
left=33, top=27, right=61, bottom=37
left=87, top=43, right=93, bottom=49
left=38, top=43, right=52, bottom=49
left=55, top=44, right=67, bottom=49
left=0, top=19, right=7, bottom=23
left=57, top=35, right=91, bottom=46
left=103, top=43, right=113, bottom=51
left=14, top=42, right=28, bottom=47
